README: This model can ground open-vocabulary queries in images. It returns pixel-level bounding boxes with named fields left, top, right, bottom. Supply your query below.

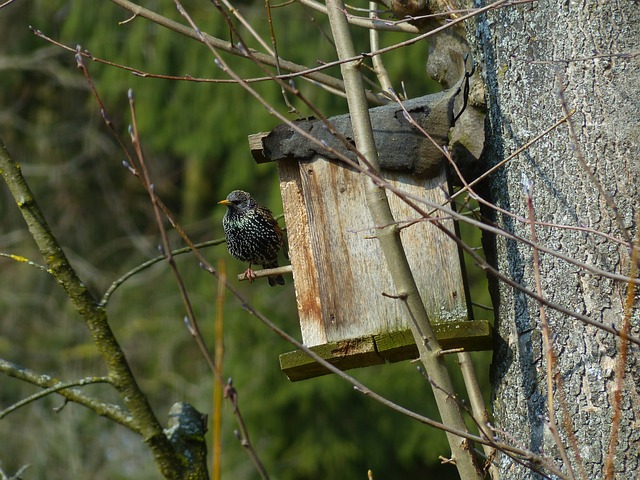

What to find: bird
left=218, top=190, right=285, bottom=286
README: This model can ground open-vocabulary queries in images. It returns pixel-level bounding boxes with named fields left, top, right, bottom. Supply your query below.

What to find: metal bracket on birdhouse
left=249, top=93, right=491, bottom=382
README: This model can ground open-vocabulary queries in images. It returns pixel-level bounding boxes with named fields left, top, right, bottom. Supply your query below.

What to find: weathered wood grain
left=277, top=158, right=326, bottom=345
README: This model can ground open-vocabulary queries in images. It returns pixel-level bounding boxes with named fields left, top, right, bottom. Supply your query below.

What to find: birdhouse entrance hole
left=249, top=95, right=492, bottom=381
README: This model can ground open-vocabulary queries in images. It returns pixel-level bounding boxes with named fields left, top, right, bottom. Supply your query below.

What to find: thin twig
left=604, top=230, right=639, bottom=479
left=0, top=359, right=136, bottom=431
left=30, top=26, right=347, bottom=87
left=0, top=0, right=18, bottom=9
left=296, top=0, right=419, bottom=32
left=105, top=0, right=381, bottom=102
left=127, top=88, right=218, bottom=376
left=0, top=253, right=49, bottom=273
left=452, top=111, right=575, bottom=203
left=0, top=464, right=30, bottom=480
left=225, top=379, right=271, bottom=480
left=0, top=376, right=112, bottom=419
left=524, top=178, right=577, bottom=480
left=75, top=54, right=272, bottom=478
left=516, top=51, right=640, bottom=65
left=368, top=2, right=394, bottom=94
left=421, top=367, right=563, bottom=478
left=262, top=0, right=301, bottom=114
left=446, top=110, right=632, bottom=252
left=99, top=238, right=227, bottom=307
left=374, top=175, right=640, bottom=344
left=196, top=258, right=564, bottom=477
left=456, top=351, right=500, bottom=479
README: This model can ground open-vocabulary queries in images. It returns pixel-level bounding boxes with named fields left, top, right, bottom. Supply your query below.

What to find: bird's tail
left=264, top=261, right=285, bottom=287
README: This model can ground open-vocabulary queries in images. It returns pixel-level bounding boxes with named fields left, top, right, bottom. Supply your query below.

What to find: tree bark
left=468, top=1, right=640, bottom=477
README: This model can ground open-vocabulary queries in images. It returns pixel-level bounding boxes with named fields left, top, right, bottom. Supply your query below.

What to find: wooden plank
left=279, top=336, right=385, bottom=382
left=279, top=320, right=493, bottom=381
left=277, top=158, right=326, bottom=346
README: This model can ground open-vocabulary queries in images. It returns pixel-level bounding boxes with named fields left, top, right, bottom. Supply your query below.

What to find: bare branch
left=99, top=238, right=227, bottom=307
left=225, top=379, right=271, bottom=480
left=0, top=358, right=134, bottom=430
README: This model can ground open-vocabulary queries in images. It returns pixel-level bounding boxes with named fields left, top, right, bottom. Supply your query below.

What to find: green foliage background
left=0, top=1, right=491, bottom=478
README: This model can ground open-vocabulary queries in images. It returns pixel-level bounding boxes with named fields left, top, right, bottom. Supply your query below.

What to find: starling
left=218, top=190, right=285, bottom=286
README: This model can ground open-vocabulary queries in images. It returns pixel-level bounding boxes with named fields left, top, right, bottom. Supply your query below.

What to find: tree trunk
left=468, top=1, right=640, bottom=477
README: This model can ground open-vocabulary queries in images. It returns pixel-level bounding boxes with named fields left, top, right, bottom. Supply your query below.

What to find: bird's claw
left=242, top=267, right=257, bottom=283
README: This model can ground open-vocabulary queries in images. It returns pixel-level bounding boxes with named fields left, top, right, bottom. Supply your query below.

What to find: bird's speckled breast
left=222, top=208, right=282, bottom=265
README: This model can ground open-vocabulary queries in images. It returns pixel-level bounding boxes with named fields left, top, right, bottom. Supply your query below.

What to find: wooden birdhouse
left=249, top=93, right=492, bottom=381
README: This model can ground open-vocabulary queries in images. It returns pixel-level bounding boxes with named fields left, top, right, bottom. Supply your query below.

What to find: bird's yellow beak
left=218, top=199, right=231, bottom=206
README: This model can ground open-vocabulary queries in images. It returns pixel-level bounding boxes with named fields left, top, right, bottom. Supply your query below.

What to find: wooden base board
left=279, top=320, right=493, bottom=381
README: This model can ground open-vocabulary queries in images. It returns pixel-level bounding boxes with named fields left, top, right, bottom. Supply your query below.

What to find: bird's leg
left=242, top=264, right=257, bottom=283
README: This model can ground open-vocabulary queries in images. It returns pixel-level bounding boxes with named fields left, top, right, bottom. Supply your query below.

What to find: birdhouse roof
left=250, top=92, right=454, bottom=177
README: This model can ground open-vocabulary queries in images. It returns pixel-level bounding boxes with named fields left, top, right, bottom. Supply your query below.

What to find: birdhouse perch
left=249, top=93, right=492, bottom=381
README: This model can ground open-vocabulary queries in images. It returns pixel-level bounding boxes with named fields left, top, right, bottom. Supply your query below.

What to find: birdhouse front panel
left=278, top=155, right=468, bottom=347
